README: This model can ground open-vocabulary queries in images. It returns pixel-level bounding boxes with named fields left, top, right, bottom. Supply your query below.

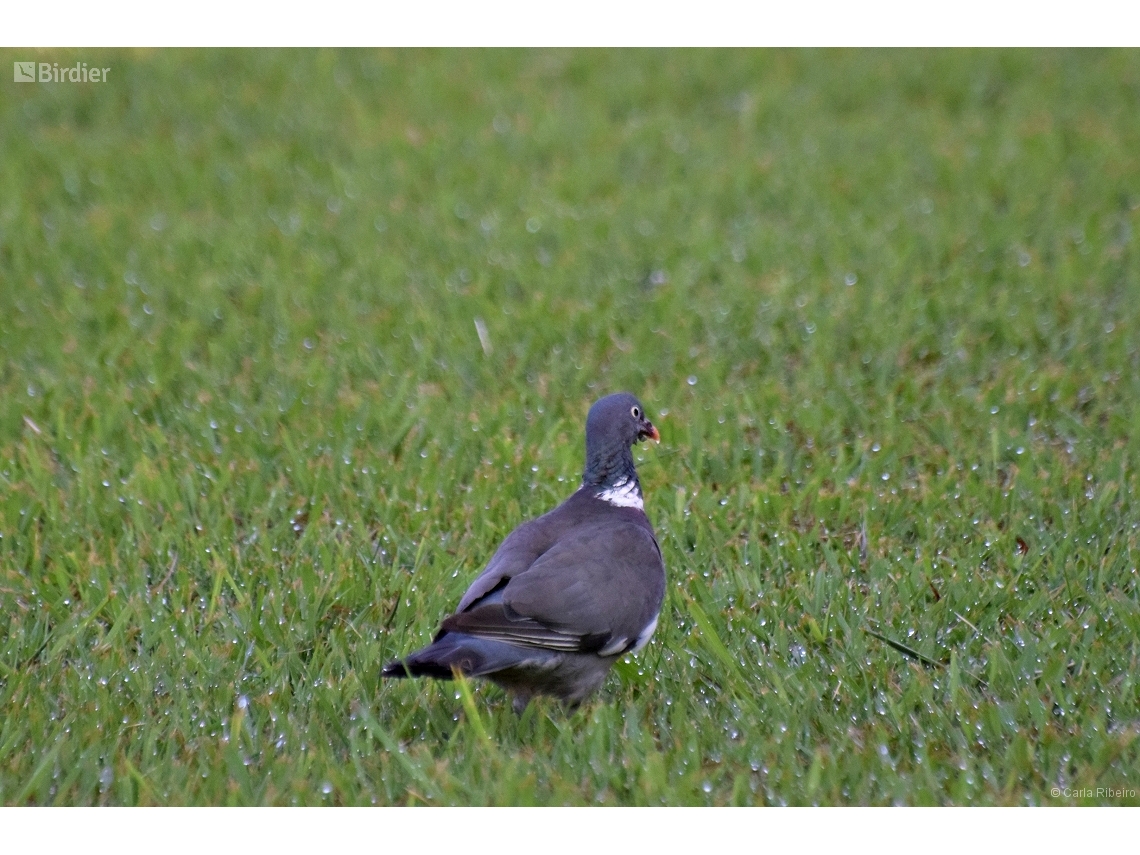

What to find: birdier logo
left=13, top=61, right=109, bottom=83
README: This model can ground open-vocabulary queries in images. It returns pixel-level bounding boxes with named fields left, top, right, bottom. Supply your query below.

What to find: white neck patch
left=595, top=477, right=643, bottom=509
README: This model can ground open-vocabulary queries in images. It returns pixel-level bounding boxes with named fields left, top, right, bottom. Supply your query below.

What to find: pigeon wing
left=454, top=514, right=559, bottom=613
left=498, top=521, right=665, bottom=653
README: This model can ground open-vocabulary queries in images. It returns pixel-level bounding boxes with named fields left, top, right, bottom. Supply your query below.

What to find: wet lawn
left=2, top=48, right=1139, bottom=805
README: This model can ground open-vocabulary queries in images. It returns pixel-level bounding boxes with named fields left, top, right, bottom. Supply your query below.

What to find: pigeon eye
left=631, top=406, right=641, bottom=419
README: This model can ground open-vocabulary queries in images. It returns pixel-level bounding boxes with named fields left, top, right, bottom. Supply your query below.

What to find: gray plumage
left=382, top=392, right=665, bottom=712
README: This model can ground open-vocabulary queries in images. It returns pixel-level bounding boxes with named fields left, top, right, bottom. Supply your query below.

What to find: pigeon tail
left=381, top=632, right=558, bottom=680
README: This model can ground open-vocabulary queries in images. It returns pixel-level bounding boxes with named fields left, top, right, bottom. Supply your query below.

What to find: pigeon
left=382, top=392, right=665, bottom=712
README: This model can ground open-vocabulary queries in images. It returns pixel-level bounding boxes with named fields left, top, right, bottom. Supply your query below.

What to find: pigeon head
left=582, top=392, right=659, bottom=488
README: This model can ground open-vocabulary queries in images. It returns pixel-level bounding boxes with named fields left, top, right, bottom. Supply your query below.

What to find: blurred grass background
left=1, top=48, right=1138, bottom=805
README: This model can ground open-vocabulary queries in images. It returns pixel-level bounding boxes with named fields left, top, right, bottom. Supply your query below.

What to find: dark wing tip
left=381, top=659, right=411, bottom=678
left=577, top=632, right=613, bottom=654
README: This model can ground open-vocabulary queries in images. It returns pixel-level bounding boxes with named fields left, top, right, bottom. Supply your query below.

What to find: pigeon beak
left=640, top=422, right=660, bottom=443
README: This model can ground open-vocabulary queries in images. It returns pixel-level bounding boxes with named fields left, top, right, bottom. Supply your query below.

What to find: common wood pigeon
left=382, top=392, right=665, bottom=712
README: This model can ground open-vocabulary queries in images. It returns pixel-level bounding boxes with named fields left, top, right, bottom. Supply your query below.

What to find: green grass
left=2, top=48, right=1139, bottom=805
